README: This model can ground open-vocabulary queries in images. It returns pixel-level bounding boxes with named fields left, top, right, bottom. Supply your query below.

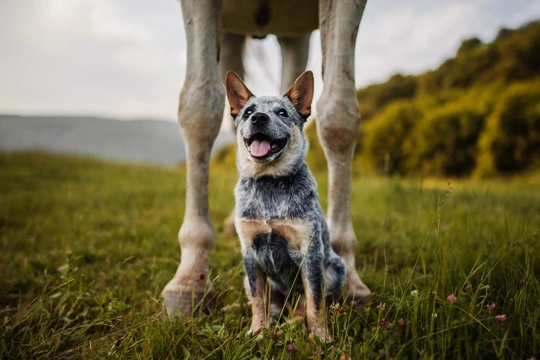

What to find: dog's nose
left=251, top=112, right=269, bottom=125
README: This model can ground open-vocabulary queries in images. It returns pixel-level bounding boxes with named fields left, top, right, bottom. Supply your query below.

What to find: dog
left=225, top=70, right=346, bottom=341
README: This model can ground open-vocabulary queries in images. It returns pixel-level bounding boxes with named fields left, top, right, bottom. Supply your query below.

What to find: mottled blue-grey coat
left=232, top=91, right=346, bottom=313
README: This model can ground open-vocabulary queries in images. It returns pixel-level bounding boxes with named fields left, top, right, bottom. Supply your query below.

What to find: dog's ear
left=285, top=71, right=314, bottom=119
left=226, top=71, right=254, bottom=117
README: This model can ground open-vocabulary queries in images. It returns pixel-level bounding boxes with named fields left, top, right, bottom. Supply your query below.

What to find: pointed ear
left=284, top=71, right=314, bottom=119
left=226, top=71, right=254, bottom=117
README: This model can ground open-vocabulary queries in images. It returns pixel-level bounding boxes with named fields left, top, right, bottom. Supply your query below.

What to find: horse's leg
left=162, top=0, right=224, bottom=317
left=219, top=32, right=245, bottom=236
left=277, top=33, right=311, bottom=93
left=316, top=0, right=371, bottom=304
left=219, top=32, right=246, bottom=82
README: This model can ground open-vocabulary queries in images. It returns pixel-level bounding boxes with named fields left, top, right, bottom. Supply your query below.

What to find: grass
left=0, top=151, right=539, bottom=359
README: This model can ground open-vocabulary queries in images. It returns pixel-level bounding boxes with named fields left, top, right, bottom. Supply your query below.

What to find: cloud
left=355, top=0, right=540, bottom=86
left=0, top=0, right=185, bottom=120
left=0, top=0, right=539, bottom=121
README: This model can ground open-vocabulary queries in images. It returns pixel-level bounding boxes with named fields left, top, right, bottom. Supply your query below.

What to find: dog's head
left=226, top=71, right=314, bottom=178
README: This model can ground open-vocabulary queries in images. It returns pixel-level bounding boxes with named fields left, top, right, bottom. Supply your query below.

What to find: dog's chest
left=236, top=217, right=313, bottom=251
left=235, top=172, right=318, bottom=221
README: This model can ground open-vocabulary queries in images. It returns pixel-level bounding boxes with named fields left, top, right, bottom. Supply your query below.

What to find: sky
left=0, top=0, right=539, bottom=122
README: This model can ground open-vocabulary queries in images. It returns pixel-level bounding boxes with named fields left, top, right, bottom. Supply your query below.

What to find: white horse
left=162, top=0, right=371, bottom=317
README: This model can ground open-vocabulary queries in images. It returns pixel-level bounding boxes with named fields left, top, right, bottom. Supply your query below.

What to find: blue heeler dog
left=226, top=71, right=345, bottom=341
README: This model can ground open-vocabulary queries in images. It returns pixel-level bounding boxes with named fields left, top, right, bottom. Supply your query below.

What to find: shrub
left=304, top=121, right=328, bottom=176
left=210, top=143, right=237, bottom=171
left=361, top=101, right=421, bottom=175
left=405, top=103, right=485, bottom=177
left=475, top=80, right=540, bottom=177
left=356, top=74, right=417, bottom=120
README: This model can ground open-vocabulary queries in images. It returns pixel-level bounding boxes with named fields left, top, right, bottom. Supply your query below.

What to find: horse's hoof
left=161, top=280, right=215, bottom=318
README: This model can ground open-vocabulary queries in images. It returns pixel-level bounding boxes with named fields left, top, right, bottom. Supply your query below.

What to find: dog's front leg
left=301, top=238, right=332, bottom=342
left=243, top=254, right=267, bottom=335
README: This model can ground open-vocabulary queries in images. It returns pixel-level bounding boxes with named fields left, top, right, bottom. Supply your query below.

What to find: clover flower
left=286, top=343, right=297, bottom=352
left=446, top=294, right=458, bottom=304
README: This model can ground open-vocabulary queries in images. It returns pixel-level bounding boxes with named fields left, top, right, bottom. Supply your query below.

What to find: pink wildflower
left=380, top=318, right=389, bottom=327
left=271, top=330, right=282, bottom=340
left=486, top=302, right=496, bottom=310
left=446, top=294, right=458, bottom=304
left=286, top=343, right=297, bottom=353
left=398, top=317, right=406, bottom=328
left=495, top=314, right=507, bottom=324
left=378, top=302, right=386, bottom=310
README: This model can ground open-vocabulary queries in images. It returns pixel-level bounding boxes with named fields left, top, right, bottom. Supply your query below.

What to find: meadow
left=0, top=151, right=538, bottom=359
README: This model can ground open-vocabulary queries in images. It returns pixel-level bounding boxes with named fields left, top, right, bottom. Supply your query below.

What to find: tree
left=362, top=101, right=421, bottom=175
left=475, top=80, right=540, bottom=177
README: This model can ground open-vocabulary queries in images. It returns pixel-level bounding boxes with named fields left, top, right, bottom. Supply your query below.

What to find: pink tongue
left=250, top=139, right=271, bottom=157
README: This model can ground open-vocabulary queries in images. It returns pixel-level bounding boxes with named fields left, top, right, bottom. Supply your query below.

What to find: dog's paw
left=247, top=322, right=265, bottom=339
left=310, top=327, right=333, bottom=343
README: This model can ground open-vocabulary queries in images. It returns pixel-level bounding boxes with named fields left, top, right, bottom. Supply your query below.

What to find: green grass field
left=1, top=151, right=539, bottom=359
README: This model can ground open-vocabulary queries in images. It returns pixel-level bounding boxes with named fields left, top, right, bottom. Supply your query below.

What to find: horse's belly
left=222, top=0, right=319, bottom=37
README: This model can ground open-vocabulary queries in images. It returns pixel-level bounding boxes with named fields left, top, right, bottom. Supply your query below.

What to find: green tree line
left=354, top=20, right=540, bottom=177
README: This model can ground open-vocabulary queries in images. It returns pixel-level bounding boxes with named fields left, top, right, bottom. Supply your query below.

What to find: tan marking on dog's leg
left=247, top=266, right=268, bottom=334
left=236, top=219, right=271, bottom=332
left=292, top=294, right=306, bottom=318
left=161, top=0, right=224, bottom=318
left=316, top=0, right=371, bottom=305
left=302, top=269, right=332, bottom=342
left=278, top=34, right=311, bottom=93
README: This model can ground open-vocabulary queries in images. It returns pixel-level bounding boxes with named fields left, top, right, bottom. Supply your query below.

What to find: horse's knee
left=316, top=97, right=361, bottom=161
left=178, top=81, right=224, bottom=145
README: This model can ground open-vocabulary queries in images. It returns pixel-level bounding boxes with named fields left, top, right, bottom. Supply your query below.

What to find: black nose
left=251, top=112, right=269, bottom=125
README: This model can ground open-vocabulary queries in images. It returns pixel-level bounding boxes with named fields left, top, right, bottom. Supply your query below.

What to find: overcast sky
left=0, top=0, right=539, bottom=122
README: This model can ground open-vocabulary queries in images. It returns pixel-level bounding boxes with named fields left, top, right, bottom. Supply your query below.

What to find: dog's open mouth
left=244, top=134, right=288, bottom=159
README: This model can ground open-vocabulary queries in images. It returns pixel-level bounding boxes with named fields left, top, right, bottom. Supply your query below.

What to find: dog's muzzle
left=244, top=133, right=288, bottom=161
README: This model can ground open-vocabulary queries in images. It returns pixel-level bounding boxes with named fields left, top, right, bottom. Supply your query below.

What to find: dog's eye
left=245, top=108, right=254, bottom=116
left=277, top=109, right=288, bottom=117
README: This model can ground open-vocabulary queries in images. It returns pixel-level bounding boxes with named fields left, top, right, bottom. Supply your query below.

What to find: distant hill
left=0, top=115, right=235, bottom=166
